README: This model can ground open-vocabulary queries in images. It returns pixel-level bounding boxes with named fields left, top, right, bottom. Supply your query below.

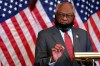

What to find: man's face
left=55, top=3, right=75, bottom=25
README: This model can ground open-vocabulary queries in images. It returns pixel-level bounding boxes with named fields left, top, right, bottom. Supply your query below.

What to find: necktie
left=64, top=32, right=74, bottom=61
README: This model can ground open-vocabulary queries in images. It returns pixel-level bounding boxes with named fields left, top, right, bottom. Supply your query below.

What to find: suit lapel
left=51, top=26, right=64, bottom=44
left=51, top=26, right=71, bottom=61
left=72, top=27, right=81, bottom=52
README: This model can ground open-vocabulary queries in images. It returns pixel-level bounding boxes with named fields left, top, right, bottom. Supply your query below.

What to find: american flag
left=0, top=0, right=100, bottom=66
left=0, top=0, right=35, bottom=66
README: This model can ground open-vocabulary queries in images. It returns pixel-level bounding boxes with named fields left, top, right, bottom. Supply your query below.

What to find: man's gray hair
left=55, top=2, right=75, bottom=13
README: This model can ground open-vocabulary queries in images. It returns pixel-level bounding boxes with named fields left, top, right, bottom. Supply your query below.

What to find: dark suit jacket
left=34, top=26, right=93, bottom=66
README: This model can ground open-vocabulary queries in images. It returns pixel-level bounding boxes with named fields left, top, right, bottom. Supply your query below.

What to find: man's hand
left=51, top=44, right=64, bottom=62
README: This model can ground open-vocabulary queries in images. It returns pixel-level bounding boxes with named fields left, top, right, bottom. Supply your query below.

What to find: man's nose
left=62, top=16, right=68, bottom=21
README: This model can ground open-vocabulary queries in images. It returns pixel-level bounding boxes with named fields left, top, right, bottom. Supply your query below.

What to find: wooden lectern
left=75, top=52, right=100, bottom=66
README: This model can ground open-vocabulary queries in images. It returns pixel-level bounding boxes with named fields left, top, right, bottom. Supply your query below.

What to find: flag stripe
left=31, top=11, right=43, bottom=32
left=6, top=18, right=29, bottom=66
left=19, top=11, right=35, bottom=63
left=74, top=19, right=79, bottom=27
left=11, top=15, right=33, bottom=65
left=0, top=48, right=9, bottom=66
left=0, top=25, right=16, bottom=66
left=35, top=1, right=53, bottom=28
left=87, top=20, right=100, bottom=52
left=83, top=22, right=99, bottom=52
left=1, top=22, right=22, bottom=66
left=5, top=20, right=27, bottom=66
left=19, top=10, right=35, bottom=61
left=92, top=12, right=100, bottom=32
left=89, top=17, right=100, bottom=42
left=20, top=8, right=36, bottom=45
left=90, top=35, right=98, bottom=52
left=97, top=11, right=100, bottom=19
left=33, top=7, right=48, bottom=29
left=25, top=8, right=40, bottom=41
left=84, top=19, right=100, bottom=52
left=0, top=47, right=8, bottom=66
left=13, top=14, right=33, bottom=65
left=89, top=35, right=100, bottom=65
left=23, top=8, right=36, bottom=54
left=10, top=16, right=32, bottom=66
left=0, top=40, right=13, bottom=66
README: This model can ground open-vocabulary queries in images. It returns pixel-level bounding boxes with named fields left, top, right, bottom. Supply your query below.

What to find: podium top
left=74, top=52, right=100, bottom=60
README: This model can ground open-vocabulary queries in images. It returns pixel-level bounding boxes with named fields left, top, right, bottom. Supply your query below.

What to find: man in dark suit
left=34, top=2, right=93, bottom=66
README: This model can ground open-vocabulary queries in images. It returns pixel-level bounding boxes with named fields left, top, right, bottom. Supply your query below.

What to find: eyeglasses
left=57, top=13, right=75, bottom=18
